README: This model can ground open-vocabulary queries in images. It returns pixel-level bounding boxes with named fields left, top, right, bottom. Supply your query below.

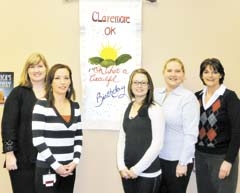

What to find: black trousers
left=195, top=151, right=239, bottom=193
left=158, top=159, right=193, bottom=193
left=35, top=167, right=76, bottom=193
left=9, top=167, right=35, bottom=193
left=121, top=175, right=161, bottom=193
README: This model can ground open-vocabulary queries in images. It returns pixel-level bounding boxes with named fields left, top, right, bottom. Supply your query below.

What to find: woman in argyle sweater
left=195, top=58, right=240, bottom=193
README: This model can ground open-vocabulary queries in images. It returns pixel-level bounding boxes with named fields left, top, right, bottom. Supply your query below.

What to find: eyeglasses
left=132, top=81, right=148, bottom=86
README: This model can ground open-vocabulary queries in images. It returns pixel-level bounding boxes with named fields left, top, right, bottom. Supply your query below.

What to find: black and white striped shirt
left=32, top=99, right=82, bottom=170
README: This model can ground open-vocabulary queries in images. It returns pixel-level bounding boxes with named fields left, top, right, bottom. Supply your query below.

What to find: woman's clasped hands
left=120, top=167, right=138, bottom=179
left=55, top=162, right=77, bottom=177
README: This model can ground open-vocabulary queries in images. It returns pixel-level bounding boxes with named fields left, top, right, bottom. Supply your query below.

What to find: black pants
left=9, top=167, right=35, bottom=193
left=158, top=159, right=193, bottom=193
left=121, top=175, right=161, bottom=193
left=195, top=151, right=239, bottom=193
left=35, top=167, right=76, bottom=193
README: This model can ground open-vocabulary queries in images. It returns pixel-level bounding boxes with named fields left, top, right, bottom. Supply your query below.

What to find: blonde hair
left=163, top=58, right=185, bottom=73
left=19, top=53, right=49, bottom=87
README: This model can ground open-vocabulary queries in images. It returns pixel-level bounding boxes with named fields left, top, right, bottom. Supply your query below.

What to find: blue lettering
left=95, top=85, right=126, bottom=107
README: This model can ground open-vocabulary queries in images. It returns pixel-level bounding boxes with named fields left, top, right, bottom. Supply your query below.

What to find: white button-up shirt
left=154, top=84, right=199, bottom=165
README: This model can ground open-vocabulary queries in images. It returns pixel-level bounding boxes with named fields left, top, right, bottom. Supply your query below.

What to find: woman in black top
left=195, top=58, right=240, bottom=193
left=1, top=53, right=49, bottom=193
left=117, top=68, right=165, bottom=193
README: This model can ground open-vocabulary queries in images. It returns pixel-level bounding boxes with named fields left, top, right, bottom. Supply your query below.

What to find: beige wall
left=0, top=0, right=239, bottom=193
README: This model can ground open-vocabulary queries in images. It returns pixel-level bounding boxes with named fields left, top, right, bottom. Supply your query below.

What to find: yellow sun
left=100, top=45, right=118, bottom=60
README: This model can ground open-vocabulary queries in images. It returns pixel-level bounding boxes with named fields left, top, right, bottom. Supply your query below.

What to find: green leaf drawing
left=89, top=57, right=104, bottom=65
left=100, top=59, right=116, bottom=68
left=115, top=54, right=132, bottom=65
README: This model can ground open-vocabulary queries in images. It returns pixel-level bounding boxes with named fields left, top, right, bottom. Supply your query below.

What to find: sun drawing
left=88, top=44, right=131, bottom=68
left=100, top=45, right=118, bottom=60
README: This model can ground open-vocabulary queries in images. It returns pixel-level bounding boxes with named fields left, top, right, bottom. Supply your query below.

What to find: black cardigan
left=1, top=86, right=37, bottom=168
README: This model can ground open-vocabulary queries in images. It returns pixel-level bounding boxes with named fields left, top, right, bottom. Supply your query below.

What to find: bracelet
left=4, top=140, right=14, bottom=146
left=3, top=140, right=14, bottom=152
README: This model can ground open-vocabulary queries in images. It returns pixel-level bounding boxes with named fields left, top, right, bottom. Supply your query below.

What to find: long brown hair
left=127, top=68, right=154, bottom=107
left=45, top=64, right=76, bottom=106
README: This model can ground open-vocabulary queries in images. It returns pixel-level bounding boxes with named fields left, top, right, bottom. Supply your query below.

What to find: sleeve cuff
left=51, top=161, right=61, bottom=170
left=73, top=158, right=80, bottom=164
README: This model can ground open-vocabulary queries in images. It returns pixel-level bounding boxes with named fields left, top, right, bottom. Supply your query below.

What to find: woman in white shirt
left=155, top=58, right=199, bottom=193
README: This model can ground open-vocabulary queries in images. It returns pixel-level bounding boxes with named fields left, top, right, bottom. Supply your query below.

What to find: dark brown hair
left=200, top=58, right=225, bottom=85
left=127, top=68, right=154, bottom=107
left=45, top=64, right=76, bottom=105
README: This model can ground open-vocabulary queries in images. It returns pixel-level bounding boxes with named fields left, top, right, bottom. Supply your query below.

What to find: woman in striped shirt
left=32, top=64, right=82, bottom=193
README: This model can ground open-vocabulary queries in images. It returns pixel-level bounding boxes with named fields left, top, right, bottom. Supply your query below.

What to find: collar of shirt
left=201, top=84, right=226, bottom=109
left=157, top=84, right=185, bottom=96
left=155, top=84, right=186, bottom=106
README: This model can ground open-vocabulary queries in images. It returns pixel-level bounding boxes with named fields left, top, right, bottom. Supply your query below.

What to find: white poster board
left=80, top=0, right=142, bottom=130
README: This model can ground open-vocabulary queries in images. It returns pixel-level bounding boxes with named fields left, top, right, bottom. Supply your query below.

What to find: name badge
left=43, top=174, right=56, bottom=187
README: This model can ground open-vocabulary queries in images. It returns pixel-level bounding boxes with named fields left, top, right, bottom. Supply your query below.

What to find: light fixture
left=146, top=0, right=157, bottom=2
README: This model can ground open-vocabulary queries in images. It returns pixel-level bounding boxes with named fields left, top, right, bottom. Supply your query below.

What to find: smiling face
left=28, top=61, right=47, bottom=84
left=201, top=65, right=222, bottom=89
left=163, top=60, right=185, bottom=90
left=52, top=68, right=71, bottom=96
left=131, top=73, right=149, bottom=99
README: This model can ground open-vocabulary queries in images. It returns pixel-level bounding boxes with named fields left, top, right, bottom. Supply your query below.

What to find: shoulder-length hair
left=127, top=68, right=154, bottom=107
left=19, top=53, right=48, bottom=87
left=45, top=64, right=76, bottom=106
left=199, top=58, right=225, bottom=85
